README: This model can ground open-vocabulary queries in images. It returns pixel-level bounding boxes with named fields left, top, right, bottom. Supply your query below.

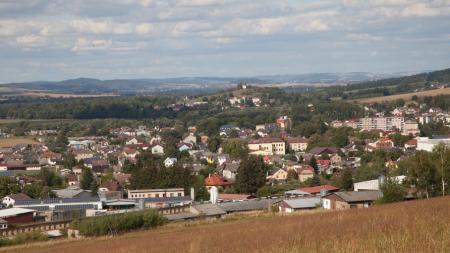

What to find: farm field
left=354, top=87, right=450, bottom=103
left=0, top=137, right=40, bottom=147
left=3, top=196, right=449, bottom=253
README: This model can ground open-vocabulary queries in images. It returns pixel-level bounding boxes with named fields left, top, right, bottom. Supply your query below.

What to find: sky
left=0, top=0, right=449, bottom=83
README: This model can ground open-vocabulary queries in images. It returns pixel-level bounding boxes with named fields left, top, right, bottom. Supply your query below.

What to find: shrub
left=73, top=209, right=167, bottom=237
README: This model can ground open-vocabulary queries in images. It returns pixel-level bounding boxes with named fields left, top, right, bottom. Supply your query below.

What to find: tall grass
left=0, top=231, right=47, bottom=247
left=2, top=197, right=450, bottom=253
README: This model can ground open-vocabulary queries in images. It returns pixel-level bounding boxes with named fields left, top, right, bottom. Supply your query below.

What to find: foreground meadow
left=3, top=197, right=450, bottom=253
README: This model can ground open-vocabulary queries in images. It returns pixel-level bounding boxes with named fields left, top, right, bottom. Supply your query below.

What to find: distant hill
left=0, top=72, right=403, bottom=95
left=326, top=68, right=450, bottom=100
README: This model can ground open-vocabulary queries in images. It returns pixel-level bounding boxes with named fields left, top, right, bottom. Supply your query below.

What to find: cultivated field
left=3, top=197, right=449, bottom=253
left=355, top=87, right=450, bottom=104
left=0, top=137, right=39, bottom=147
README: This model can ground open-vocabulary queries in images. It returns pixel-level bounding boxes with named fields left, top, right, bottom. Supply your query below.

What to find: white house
left=126, top=138, right=140, bottom=145
left=164, top=157, right=178, bottom=168
left=151, top=144, right=164, bottom=155
left=183, top=134, right=197, bottom=145
left=354, top=175, right=406, bottom=191
left=416, top=137, right=450, bottom=152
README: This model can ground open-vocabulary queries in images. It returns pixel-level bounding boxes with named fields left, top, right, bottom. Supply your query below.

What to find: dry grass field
left=3, top=197, right=449, bottom=253
left=0, top=137, right=39, bottom=147
left=355, top=87, right=450, bottom=104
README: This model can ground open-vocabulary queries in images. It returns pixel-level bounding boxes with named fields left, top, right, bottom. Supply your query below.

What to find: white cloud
left=295, top=19, right=330, bottom=32
left=172, top=20, right=213, bottom=35
left=347, top=33, right=383, bottom=42
left=15, top=34, right=47, bottom=47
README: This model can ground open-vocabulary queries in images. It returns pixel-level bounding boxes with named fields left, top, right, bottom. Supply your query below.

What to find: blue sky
left=0, top=0, right=449, bottom=83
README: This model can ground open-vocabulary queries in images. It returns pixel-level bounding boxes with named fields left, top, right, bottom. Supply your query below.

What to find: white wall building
left=416, top=137, right=450, bottom=152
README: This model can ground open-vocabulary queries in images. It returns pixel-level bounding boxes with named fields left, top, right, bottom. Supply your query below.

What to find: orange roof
left=204, top=174, right=234, bottom=186
left=405, top=139, right=417, bottom=146
left=299, top=184, right=339, bottom=194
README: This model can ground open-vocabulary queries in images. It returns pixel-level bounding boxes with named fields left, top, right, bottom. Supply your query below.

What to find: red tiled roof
left=204, top=174, right=234, bottom=186
left=316, top=159, right=331, bottom=166
left=405, top=139, right=417, bottom=146
left=299, top=184, right=339, bottom=194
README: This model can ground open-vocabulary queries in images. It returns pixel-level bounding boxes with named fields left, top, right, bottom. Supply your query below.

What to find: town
left=0, top=82, right=449, bottom=242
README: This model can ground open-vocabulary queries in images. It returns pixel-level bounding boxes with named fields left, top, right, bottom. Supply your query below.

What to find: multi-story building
left=286, top=137, right=308, bottom=152
left=127, top=188, right=185, bottom=199
left=248, top=137, right=286, bottom=155
left=358, top=117, right=405, bottom=131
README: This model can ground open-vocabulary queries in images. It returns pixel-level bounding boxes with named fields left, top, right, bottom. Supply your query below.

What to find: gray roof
left=284, top=190, right=311, bottom=196
left=334, top=191, right=381, bottom=203
left=165, top=212, right=199, bottom=221
left=14, top=197, right=100, bottom=206
left=218, top=198, right=282, bottom=213
left=192, top=203, right=226, bottom=216
left=282, top=198, right=321, bottom=209
left=142, top=196, right=192, bottom=203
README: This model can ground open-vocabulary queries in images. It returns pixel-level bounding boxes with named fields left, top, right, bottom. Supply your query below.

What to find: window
left=155, top=194, right=159, bottom=198
left=178, top=193, right=182, bottom=196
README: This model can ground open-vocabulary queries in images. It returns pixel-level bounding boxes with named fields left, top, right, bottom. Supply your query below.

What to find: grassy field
left=3, top=197, right=449, bottom=253
left=354, top=87, right=450, bottom=104
left=0, top=137, right=40, bottom=147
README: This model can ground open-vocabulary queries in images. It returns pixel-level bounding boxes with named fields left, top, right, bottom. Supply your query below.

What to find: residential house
left=278, top=198, right=321, bottom=213
left=299, top=185, right=339, bottom=196
left=309, top=147, right=339, bottom=157
left=204, top=174, right=233, bottom=190
left=151, top=144, right=165, bottom=155
left=322, top=191, right=381, bottom=210
left=286, top=137, right=308, bottom=152
left=2, top=193, right=32, bottom=207
left=183, top=134, right=197, bottom=145
left=164, top=157, right=178, bottom=168
left=296, top=166, right=315, bottom=182
left=73, top=150, right=94, bottom=162
left=267, top=168, right=288, bottom=181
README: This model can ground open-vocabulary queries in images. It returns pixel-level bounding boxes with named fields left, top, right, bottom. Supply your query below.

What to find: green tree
left=378, top=177, right=405, bottom=203
left=407, top=151, right=438, bottom=198
left=80, top=168, right=95, bottom=190
left=207, top=136, right=221, bottom=152
left=0, top=177, right=20, bottom=199
left=222, top=139, right=248, bottom=159
left=235, top=156, right=267, bottom=194
left=337, top=169, right=353, bottom=190
left=309, top=156, right=318, bottom=174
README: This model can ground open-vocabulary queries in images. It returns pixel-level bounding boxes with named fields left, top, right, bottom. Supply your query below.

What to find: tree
left=90, top=180, right=98, bottom=196
left=207, top=136, right=221, bottom=152
left=222, top=139, right=248, bottom=159
left=432, top=143, right=450, bottom=196
left=235, top=156, right=267, bottom=194
left=378, top=177, right=405, bottom=203
left=337, top=169, right=353, bottom=190
left=310, top=174, right=321, bottom=186
left=309, top=156, right=318, bottom=174
left=80, top=168, right=95, bottom=190
left=0, top=177, right=20, bottom=199
left=193, top=175, right=209, bottom=201
left=407, top=151, right=438, bottom=198
left=286, top=169, right=298, bottom=181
